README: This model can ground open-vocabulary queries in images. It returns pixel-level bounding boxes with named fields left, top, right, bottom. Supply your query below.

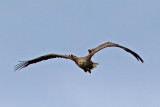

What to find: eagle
left=15, top=42, right=144, bottom=73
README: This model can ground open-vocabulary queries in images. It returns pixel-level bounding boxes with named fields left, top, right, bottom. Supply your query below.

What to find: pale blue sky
left=0, top=0, right=160, bottom=107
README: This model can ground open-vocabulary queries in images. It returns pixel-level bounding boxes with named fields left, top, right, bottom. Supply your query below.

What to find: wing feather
left=88, top=42, right=144, bottom=63
left=14, top=54, right=77, bottom=71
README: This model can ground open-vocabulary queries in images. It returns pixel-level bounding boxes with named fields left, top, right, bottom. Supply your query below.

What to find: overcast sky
left=0, top=0, right=160, bottom=107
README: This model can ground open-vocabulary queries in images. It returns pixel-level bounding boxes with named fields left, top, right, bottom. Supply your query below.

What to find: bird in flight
left=15, top=42, right=144, bottom=73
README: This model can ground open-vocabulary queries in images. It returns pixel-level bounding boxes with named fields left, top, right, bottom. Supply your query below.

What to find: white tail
left=91, top=63, right=99, bottom=70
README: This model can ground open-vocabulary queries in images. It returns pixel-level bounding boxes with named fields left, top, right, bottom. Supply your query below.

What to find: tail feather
left=91, top=63, right=99, bottom=70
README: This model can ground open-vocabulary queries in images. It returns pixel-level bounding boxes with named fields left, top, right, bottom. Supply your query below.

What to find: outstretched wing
left=88, top=42, right=144, bottom=63
left=14, top=54, right=77, bottom=71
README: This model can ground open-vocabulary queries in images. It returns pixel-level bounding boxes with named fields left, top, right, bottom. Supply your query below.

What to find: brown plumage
left=15, top=42, right=144, bottom=73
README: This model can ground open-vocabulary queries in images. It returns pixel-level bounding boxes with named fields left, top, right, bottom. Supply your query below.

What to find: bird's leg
left=84, top=68, right=91, bottom=74
left=84, top=69, right=87, bottom=73
left=88, top=69, right=91, bottom=74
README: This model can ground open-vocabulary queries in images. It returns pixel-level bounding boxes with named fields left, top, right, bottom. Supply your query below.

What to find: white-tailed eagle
left=15, top=42, right=144, bottom=73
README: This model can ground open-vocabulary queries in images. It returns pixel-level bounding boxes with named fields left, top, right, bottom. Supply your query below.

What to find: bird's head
left=78, top=61, right=85, bottom=67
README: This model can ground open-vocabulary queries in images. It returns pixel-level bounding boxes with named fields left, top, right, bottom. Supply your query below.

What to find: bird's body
left=15, top=42, right=144, bottom=73
left=75, top=56, right=98, bottom=73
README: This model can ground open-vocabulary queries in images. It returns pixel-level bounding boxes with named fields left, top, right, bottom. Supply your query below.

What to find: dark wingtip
left=135, top=55, right=144, bottom=63
left=139, top=58, right=144, bottom=63
left=14, top=61, right=29, bottom=71
left=122, top=47, right=144, bottom=63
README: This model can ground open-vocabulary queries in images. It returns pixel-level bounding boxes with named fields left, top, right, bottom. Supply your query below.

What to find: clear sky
left=0, top=0, right=160, bottom=107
